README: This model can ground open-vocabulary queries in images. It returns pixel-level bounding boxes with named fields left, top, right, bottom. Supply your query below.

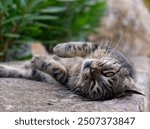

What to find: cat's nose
left=83, top=61, right=93, bottom=69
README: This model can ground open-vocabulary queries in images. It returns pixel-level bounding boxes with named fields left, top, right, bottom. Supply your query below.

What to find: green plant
left=144, top=0, right=150, bottom=11
left=0, top=0, right=106, bottom=61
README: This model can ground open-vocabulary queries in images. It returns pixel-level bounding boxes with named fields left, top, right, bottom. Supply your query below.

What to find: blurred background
left=0, top=0, right=150, bottom=61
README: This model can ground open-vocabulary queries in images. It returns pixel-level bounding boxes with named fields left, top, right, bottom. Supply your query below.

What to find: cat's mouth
left=81, top=60, right=101, bottom=79
left=82, top=66, right=100, bottom=80
left=90, top=67, right=100, bottom=78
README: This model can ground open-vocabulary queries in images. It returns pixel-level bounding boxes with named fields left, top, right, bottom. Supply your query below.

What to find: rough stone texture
left=144, top=59, right=150, bottom=111
left=89, top=0, right=150, bottom=56
left=0, top=57, right=149, bottom=112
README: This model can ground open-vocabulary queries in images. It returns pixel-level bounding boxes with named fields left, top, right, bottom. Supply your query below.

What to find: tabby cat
left=0, top=42, right=143, bottom=100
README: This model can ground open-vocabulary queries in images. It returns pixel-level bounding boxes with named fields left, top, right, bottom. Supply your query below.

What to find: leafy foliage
left=0, top=0, right=106, bottom=61
left=144, top=0, right=150, bottom=11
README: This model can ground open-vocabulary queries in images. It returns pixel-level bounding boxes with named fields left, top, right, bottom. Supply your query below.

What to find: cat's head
left=76, top=56, right=143, bottom=100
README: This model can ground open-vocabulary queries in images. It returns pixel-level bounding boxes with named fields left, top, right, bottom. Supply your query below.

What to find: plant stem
left=0, top=9, right=4, bottom=41
left=2, top=19, right=23, bottom=61
left=0, top=11, right=4, bottom=61
left=0, top=14, right=3, bottom=43
left=1, top=1, right=33, bottom=61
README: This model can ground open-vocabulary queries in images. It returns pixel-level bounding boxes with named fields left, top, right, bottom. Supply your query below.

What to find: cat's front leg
left=0, top=65, right=28, bottom=78
left=0, top=64, right=52, bottom=83
left=31, top=55, right=69, bottom=85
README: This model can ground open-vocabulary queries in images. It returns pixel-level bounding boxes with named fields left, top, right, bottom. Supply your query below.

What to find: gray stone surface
left=0, top=57, right=149, bottom=112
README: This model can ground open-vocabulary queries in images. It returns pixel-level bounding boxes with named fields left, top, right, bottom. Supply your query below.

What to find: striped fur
left=0, top=42, right=143, bottom=100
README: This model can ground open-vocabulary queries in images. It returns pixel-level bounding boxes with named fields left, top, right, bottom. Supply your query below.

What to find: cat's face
left=75, top=57, right=138, bottom=100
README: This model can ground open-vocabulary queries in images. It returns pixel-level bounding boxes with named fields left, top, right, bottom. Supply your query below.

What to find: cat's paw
left=53, top=44, right=64, bottom=57
left=31, top=55, right=50, bottom=70
left=0, top=65, right=8, bottom=77
left=31, top=55, right=44, bottom=69
left=53, top=44, right=60, bottom=54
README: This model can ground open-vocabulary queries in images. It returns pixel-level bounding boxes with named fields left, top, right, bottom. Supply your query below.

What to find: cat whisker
left=100, top=41, right=112, bottom=62
left=107, top=33, right=123, bottom=57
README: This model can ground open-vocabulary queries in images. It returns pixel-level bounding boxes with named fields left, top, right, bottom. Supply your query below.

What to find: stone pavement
left=0, top=57, right=149, bottom=112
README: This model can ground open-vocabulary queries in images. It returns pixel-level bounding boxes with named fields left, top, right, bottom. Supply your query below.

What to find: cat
left=0, top=42, right=143, bottom=100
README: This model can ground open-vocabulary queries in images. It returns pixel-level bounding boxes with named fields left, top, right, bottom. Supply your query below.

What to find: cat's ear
left=124, top=86, right=145, bottom=96
left=116, top=86, right=144, bottom=98
left=116, top=77, right=145, bottom=98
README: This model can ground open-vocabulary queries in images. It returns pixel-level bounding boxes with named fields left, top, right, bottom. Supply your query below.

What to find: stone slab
left=0, top=57, right=149, bottom=112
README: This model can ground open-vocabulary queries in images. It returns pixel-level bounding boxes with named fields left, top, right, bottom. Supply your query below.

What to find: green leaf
left=85, top=1, right=97, bottom=6
left=30, top=0, right=43, bottom=9
left=41, top=7, right=66, bottom=13
left=34, top=22, right=49, bottom=28
left=3, top=0, right=13, bottom=8
left=0, top=52, right=4, bottom=56
left=19, top=0, right=27, bottom=8
left=3, top=16, right=22, bottom=25
left=0, top=2, right=2, bottom=9
left=27, top=15, right=58, bottom=20
left=58, top=0, right=75, bottom=2
left=4, top=33, right=20, bottom=38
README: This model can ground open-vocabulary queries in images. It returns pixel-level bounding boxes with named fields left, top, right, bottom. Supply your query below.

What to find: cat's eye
left=102, top=72, right=115, bottom=77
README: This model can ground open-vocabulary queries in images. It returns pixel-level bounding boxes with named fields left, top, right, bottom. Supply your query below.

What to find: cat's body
left=0, top=42, right=143, bottom=100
